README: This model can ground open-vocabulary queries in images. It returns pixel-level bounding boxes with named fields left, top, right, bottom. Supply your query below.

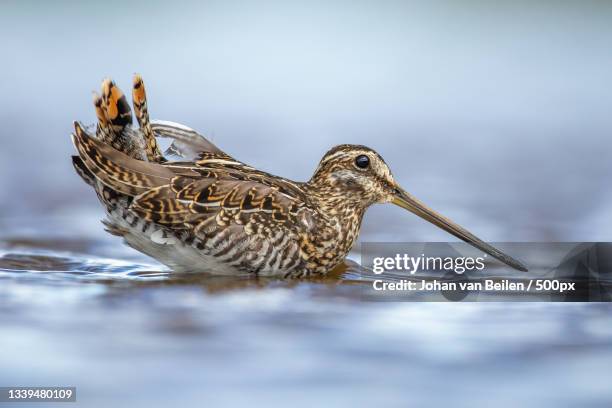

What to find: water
left=1, top=213, right=611, bottom=407
left=2, top=1, right=612, bottom=406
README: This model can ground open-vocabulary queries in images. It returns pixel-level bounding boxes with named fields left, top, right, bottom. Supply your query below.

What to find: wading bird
left=71, top=76, right=527, bottom=277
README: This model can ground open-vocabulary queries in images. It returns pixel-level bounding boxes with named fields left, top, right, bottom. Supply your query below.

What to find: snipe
left=71, top=75, right=527, bottom=277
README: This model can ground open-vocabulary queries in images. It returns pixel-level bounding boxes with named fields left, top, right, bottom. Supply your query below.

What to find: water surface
left=1, top=212, right=611, bottom=407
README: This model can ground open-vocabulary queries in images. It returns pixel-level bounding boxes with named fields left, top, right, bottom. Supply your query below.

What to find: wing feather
left=71, top=121, right=196, bottom=195
left=130, top=173, right=315, bottom=241
left=151, top=119, right=227, bottom=159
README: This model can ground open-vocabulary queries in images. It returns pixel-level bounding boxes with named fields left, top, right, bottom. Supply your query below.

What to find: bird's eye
left=355, top=154, right=370, bottom=169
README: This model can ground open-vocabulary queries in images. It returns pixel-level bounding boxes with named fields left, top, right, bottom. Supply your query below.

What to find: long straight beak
left=392, top=187, right=528, bottom=271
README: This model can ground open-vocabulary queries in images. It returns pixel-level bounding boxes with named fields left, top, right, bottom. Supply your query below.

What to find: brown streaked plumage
left=71, top=75, right=528, bottom=277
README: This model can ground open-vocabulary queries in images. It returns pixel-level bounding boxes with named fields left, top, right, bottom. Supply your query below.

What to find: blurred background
left=1, top=0, right=611, bottom=241
left=1, top=1, right=612, bottom=408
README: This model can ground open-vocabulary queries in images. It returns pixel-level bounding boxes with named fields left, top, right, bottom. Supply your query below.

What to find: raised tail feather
left=132, top=74, right=165, bottom=163
left=87, top=76, right=218, bottom=163
left=90, top=79, right=146, bottom=160
left=92, top=92, right=114, bottom=145
left=101, top=78, right=133, bottom=133
left=73, top=75, right=224, bottom=198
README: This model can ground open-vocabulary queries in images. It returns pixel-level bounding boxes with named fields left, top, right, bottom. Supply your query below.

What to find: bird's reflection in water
left=119, top=259, right=364, bottom=295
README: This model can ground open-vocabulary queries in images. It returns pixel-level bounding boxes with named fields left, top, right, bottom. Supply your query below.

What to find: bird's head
left=308, top=144, right=527, bottom=271
left=309, top=145, right=400, bottom=207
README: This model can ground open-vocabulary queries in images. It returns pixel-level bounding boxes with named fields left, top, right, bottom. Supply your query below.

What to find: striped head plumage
left=71, top=75, right=528, bottom=277
left=308, top=145, right=398, bottom=209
